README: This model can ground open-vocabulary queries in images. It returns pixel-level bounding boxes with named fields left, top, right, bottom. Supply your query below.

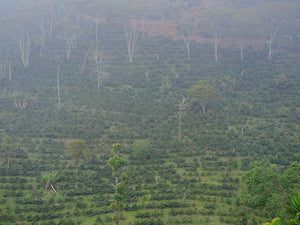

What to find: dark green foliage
left=242, top=162, right=300, bottom=219
left=132, top=139, right=153, bottom=160
left=287, top=192, right=300, bottom=217
left=0, top=1, right=299, bottom=224
left=109, top=143, right=127, bottom=225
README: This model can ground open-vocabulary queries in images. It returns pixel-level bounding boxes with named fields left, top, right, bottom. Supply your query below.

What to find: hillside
left=0, top=1, right=300, bottom=225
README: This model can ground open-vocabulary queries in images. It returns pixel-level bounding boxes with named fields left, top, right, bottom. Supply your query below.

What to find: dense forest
left=0, top=0, right=299, bottom=224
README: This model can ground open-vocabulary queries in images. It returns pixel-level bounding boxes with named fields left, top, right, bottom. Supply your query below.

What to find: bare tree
left=90, top=49, right=109, bottom=92
left=230, top=8, right=261, bottom=61
left=31, top=0, right=57, bottom=57
left=12, top=33, right=31, bottom=68
left=1, top=135, right=16, bottom=169
left=57, top=65, right=61, bottom=110
left=64, top=31, right=78, bottom=60
left=122, top=19, right=140, bottom=63
left=176, top=18, right=194, bottom=60
left=53, top=0, right=74, bottom=22
left=36, top=18, right=48, bottom=58
left=258, top=3, right=299, bottom=59
left=170, top=2, right=197, bottom=60
left=201, top=8, right=233, bottom=63
left=8, top=62, right=12, bottom=81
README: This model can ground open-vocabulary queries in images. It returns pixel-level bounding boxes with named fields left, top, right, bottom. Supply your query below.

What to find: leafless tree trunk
left=177, top=22, right=192, bottom=60
left=64, top=32, right=77, bottom=60
left=57, top=66, right=61, bottom=110
left=180, top=32, right=191, bottom=60
left=37, top=19, right=48, bottom=58
left=123, top=21, right=139, bottom=63
left=240, top=44, right=244, bottom=61
left=95, top=21, right=101, bottom=91
left=13, top=33, right=30, bottom=68
left=214, top=36, right=219, bottom=63
left=79, top=53, right=88, bottom=74
left=90, top=21, right=109, bottom=92
left=60, top=0, right=74, bottom=19
left=267, top=22, right=280, bottom=59
left=91, top=49, right=109, bottom=92
left=114, top=176, right=120, bottom=225
left=7, top=151, right=11, bottom=169
left=183, top=190, right=186, bottom=201
left=178, top=115, right=183, bottom=138
left=211, top=20, right=224, bottom=63
left=200, top=100, right=209, bottom=114
left=8, top=62, right=12, bottom=81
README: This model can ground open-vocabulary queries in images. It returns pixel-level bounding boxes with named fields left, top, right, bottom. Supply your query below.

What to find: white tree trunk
left=57, top=66, right=61, bottom=110
left=64, top=32, right=77, bottom=60
left=214, top=36, right=218, bottom=63
left=240, top=44, right=244, bottom=61
left=123, top=21, right=139, bottom=63
left=267, top=23, right=280, bottom=59
left=14, top=33, right=30, bottom=68
left=183, top=37, right=191, bottom=60
left=9, top=62, right=12, bottom=81
left=37, top=19, right=47, bottom=58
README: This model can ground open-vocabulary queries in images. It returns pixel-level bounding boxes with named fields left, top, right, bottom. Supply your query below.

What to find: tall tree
left=176, top=18, right=194, bottom=60
left=62, top=23, right=79, bottom=60
left=243, top=161, right=300, bottom=220
left=201, top=8, right=233, bottom=63
left=113, top=5, right=144, bottom=64
left=187, top=81, right=218, bottom=114
left=122, top=18, right=140, bottom=63
left=109, top=143, right=127, bottom=225
left=132, top=139, right=152, bottom=160
left=230, top=8, right=262, bottom=60
left=1, top=135, right=16, bottom=169
left=170, top=2, right=197, bottom=60
left=66, top=139, right=90, bottom=175
left=258, top=3, right=300, bottom=59
left=6, top=1, right=34, bottom=68
left=33, top=0, right=56, bottom=57
left=41, top=171, right=58, bottom=194
left=55, top=56, right=62, bottom=110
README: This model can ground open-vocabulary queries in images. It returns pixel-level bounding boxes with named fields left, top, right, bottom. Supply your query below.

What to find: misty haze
left=0, top=0, right=299, bottom=224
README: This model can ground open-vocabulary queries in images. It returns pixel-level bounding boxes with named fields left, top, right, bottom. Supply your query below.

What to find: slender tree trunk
left=183, top=191, right=186, bottom=201
left=185, top=40, right=191, bottom=60
left=95, top=21, right=101, bottom=92
left=7, top=151, right=10, bottom=169
left=214, top=37, right=218, bottom=63
left=57, top=66, right=61, bottom=110
left=115, top=176, right=119, bottom=225
left=75, top=159, right=79, bottom=175
left=37, top=19, right=47, bottom=58
left=79, top=53, right=87, bottom=74
left=200, top=103, right=206, bottom=114
left=240, top=44, right=244, bottom=61
left=268, top=40, right=273, bottom=59
left=64, top=32, right=77, bottom=60
left=123, top=22, right=139, bottom=63
left=14, top=33, right=30, bottom=68
left=182, top=36, right=191, bottom=60
left=9, top=62, right=12, bottom=81
left=267, top=23, right=280, bottom=59
left=40, top=36, right=45, bottom=58
left=178, top=115, right=182, bottom=138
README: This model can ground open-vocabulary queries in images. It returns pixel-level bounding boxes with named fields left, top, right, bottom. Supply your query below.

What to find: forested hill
left=0, top=0, right=300, bottom=224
